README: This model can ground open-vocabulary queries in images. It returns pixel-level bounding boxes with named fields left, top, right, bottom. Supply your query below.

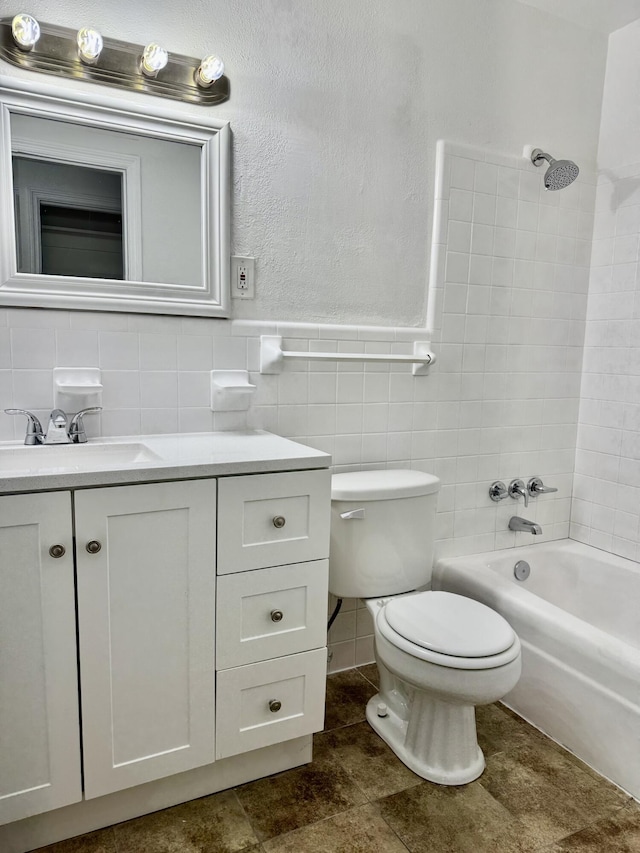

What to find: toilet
left=330, top=469, right=521, bottom=785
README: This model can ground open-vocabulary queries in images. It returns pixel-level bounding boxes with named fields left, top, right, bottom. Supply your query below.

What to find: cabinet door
left=0, top=492, right=81, bottom=825
left=75, top=479, right=216, bottom=799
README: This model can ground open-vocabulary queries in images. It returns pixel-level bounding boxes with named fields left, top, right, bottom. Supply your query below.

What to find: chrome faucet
left=509, top=516, right=542, bottom=535
left=5, top=407, right=101, bottom=444
left=44, top=408, right=71, bottom=444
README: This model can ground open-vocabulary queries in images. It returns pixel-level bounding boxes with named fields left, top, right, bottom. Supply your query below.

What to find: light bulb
left=77, top=27, right=103, bottom=64
left=141, top=43, right=168, bottom=77
left=11, top=13, right=40, bottom=51
left=195, top=55, right=224, bottom=87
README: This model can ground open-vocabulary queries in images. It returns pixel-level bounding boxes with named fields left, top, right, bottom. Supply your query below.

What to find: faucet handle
left=4, top=408, right=44, bottom=445
left=68, top=407, right=102, bottom=443
left=489, top=481, right=509, bottom=501
left=508, top=478, right=529, bottom=508
left=527, top=477, right=558, bottom=497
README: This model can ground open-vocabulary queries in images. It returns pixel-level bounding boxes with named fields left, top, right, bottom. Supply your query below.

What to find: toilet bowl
left=330, top=470, right=522, bottom=785
left=365, top=592, right=521, bottom=784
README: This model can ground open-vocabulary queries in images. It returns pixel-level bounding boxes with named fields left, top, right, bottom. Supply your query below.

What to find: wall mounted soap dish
left=210, top=370, right=256, bottom=412
left=53, top=368, right=103, bottom=411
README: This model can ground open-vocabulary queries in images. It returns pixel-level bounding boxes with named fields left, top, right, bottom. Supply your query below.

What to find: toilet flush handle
left=339, top=508, right=366, bottom=520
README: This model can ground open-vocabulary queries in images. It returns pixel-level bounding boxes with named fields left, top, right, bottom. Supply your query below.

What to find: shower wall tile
left=571, top=163, right=640, bottom=561
left=0, top=140, right=596, bottom=672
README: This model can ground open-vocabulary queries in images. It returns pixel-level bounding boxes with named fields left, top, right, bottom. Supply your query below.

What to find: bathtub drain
left=514, top=560, right=530, bottom=581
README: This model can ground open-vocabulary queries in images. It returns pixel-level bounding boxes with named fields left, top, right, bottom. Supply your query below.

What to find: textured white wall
left=0, top=0, right=607, bottom=326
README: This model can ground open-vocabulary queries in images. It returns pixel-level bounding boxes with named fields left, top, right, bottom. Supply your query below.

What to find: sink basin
left=0, top=442, right=162, bottom=474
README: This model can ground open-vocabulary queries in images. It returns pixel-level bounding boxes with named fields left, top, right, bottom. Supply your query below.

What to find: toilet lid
left=384, top=591, right=516, bottom=658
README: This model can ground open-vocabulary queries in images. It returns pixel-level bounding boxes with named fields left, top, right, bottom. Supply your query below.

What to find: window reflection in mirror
left=12, top=157, right=124, bottom=279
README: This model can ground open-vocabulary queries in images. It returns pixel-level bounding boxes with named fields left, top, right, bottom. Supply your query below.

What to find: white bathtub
left=432, top=539, right=640, bottom=799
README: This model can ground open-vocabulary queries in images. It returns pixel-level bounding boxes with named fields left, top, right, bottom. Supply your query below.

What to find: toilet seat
left=376, top=591, right=520, bottom=670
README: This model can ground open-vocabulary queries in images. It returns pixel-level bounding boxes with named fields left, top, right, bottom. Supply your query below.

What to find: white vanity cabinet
left=0, top=449, right=331, bottom=848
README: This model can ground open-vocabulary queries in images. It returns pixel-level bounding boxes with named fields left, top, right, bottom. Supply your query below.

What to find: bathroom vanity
left=0, top=431, right=331, bottom=853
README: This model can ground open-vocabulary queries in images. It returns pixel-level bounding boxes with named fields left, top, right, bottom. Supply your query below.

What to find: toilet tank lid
left=331, top=469, right=440, bottom=501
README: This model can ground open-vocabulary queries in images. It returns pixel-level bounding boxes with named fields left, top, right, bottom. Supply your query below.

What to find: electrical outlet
left=231, top=256, right=255, bottom=299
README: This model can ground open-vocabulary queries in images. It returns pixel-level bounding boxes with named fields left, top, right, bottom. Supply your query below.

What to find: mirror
left=0, top=77, right=230, bottom=316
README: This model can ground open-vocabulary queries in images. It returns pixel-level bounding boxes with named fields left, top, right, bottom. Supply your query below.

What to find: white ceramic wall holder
left=210, top=370, right=256, bottom=411
left=53, top=367, right=103, bottom=411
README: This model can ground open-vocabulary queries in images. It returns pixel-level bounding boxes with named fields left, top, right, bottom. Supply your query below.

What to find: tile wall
left=0, top=141, right=596, bottom=671
left=571, top=163, right=640, bottom=560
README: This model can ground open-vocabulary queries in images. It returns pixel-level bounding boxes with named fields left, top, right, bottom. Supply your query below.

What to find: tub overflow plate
left=514, top=560, right=530, bottom=581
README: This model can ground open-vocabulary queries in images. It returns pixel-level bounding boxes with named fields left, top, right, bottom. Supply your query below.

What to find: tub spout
left=509, top=516, right=542, bottom=535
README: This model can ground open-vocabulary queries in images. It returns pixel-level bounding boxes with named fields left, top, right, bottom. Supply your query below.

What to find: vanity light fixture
left=76, top=27, right=103, bottom=65
left=0, top=16, right=229, bottom=106
left=11, top=13, right=39, bottom=51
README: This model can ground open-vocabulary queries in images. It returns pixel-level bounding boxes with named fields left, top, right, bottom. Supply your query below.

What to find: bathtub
left=432, top=539, right=640, bottom=799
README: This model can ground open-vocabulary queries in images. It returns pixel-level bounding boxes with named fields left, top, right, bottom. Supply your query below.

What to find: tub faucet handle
left=509, top=479, right=529, bottom=508
left=489, top=481, right=509, bottom=502
left=527, top=477, right=558, bottom=497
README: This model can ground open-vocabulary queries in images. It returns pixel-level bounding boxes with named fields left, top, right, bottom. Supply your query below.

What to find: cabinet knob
left=49, top=544, right=66, bottom=558
left=86, top=540, right=102, bottom=554
left=272, top=515, right=286, bottom=529
left=269, top=699, right=282, bottom=713
left=270, top=609, right=284, bottom=623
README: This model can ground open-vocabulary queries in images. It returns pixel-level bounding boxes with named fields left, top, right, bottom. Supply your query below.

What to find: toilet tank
left=330, top=470, right=440, bottom=599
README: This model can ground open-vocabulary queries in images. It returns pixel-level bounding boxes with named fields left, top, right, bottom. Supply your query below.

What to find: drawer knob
left=272, top=515, right=286, bottom=529
left=86, top=540, right=102, bottom=554
left=270, top=609, right=284, bottom=623
left=49, top=544, right=66, bottom=558
left=269, top=699, right=282, bottom=713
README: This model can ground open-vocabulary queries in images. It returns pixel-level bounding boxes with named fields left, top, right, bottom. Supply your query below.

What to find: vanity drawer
left=216, top=560, right=328, bottom=668
left=217, top=470, right=330, bottom=573
left=215, top=648, right=326, bottom=759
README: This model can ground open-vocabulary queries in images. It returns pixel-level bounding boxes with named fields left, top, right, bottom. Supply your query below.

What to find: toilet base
left=366, top=691, right=485, bottom=786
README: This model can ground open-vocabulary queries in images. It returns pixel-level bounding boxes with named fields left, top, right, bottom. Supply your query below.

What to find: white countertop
left=0, top=431, right=331, bottom=494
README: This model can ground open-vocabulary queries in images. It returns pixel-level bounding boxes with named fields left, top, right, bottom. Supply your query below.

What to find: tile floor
left=34, top=667, right=640, bottom=853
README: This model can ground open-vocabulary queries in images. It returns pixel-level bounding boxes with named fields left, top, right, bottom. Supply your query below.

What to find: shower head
left=531, top=148, right=579, bottom=191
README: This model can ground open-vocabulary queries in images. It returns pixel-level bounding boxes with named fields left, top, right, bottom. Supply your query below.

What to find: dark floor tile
left=377, top=779, right=538, bottom=853
left=495, top=706, right=610, bottom=783
left=549, top=803, right=640, bottom=852
left=31, top=829, right=117, bottom=853
left=236, top=752, right=367, bottom=842
left=476, top=703, right=553, bottom=758
left=262, top=802, right=409, bottom=852
left=480, top=737, right=630, bottom=848
left=324, top=669, right=377, bottom=731
left=113, top=790, right=258, bottom=853
left=316, top=720, right=421, bottom=799
left=357, top=663, right=380, bottom=689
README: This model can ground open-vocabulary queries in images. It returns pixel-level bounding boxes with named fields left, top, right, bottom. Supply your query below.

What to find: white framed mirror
left=0, top=76, right=230, bottom=316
